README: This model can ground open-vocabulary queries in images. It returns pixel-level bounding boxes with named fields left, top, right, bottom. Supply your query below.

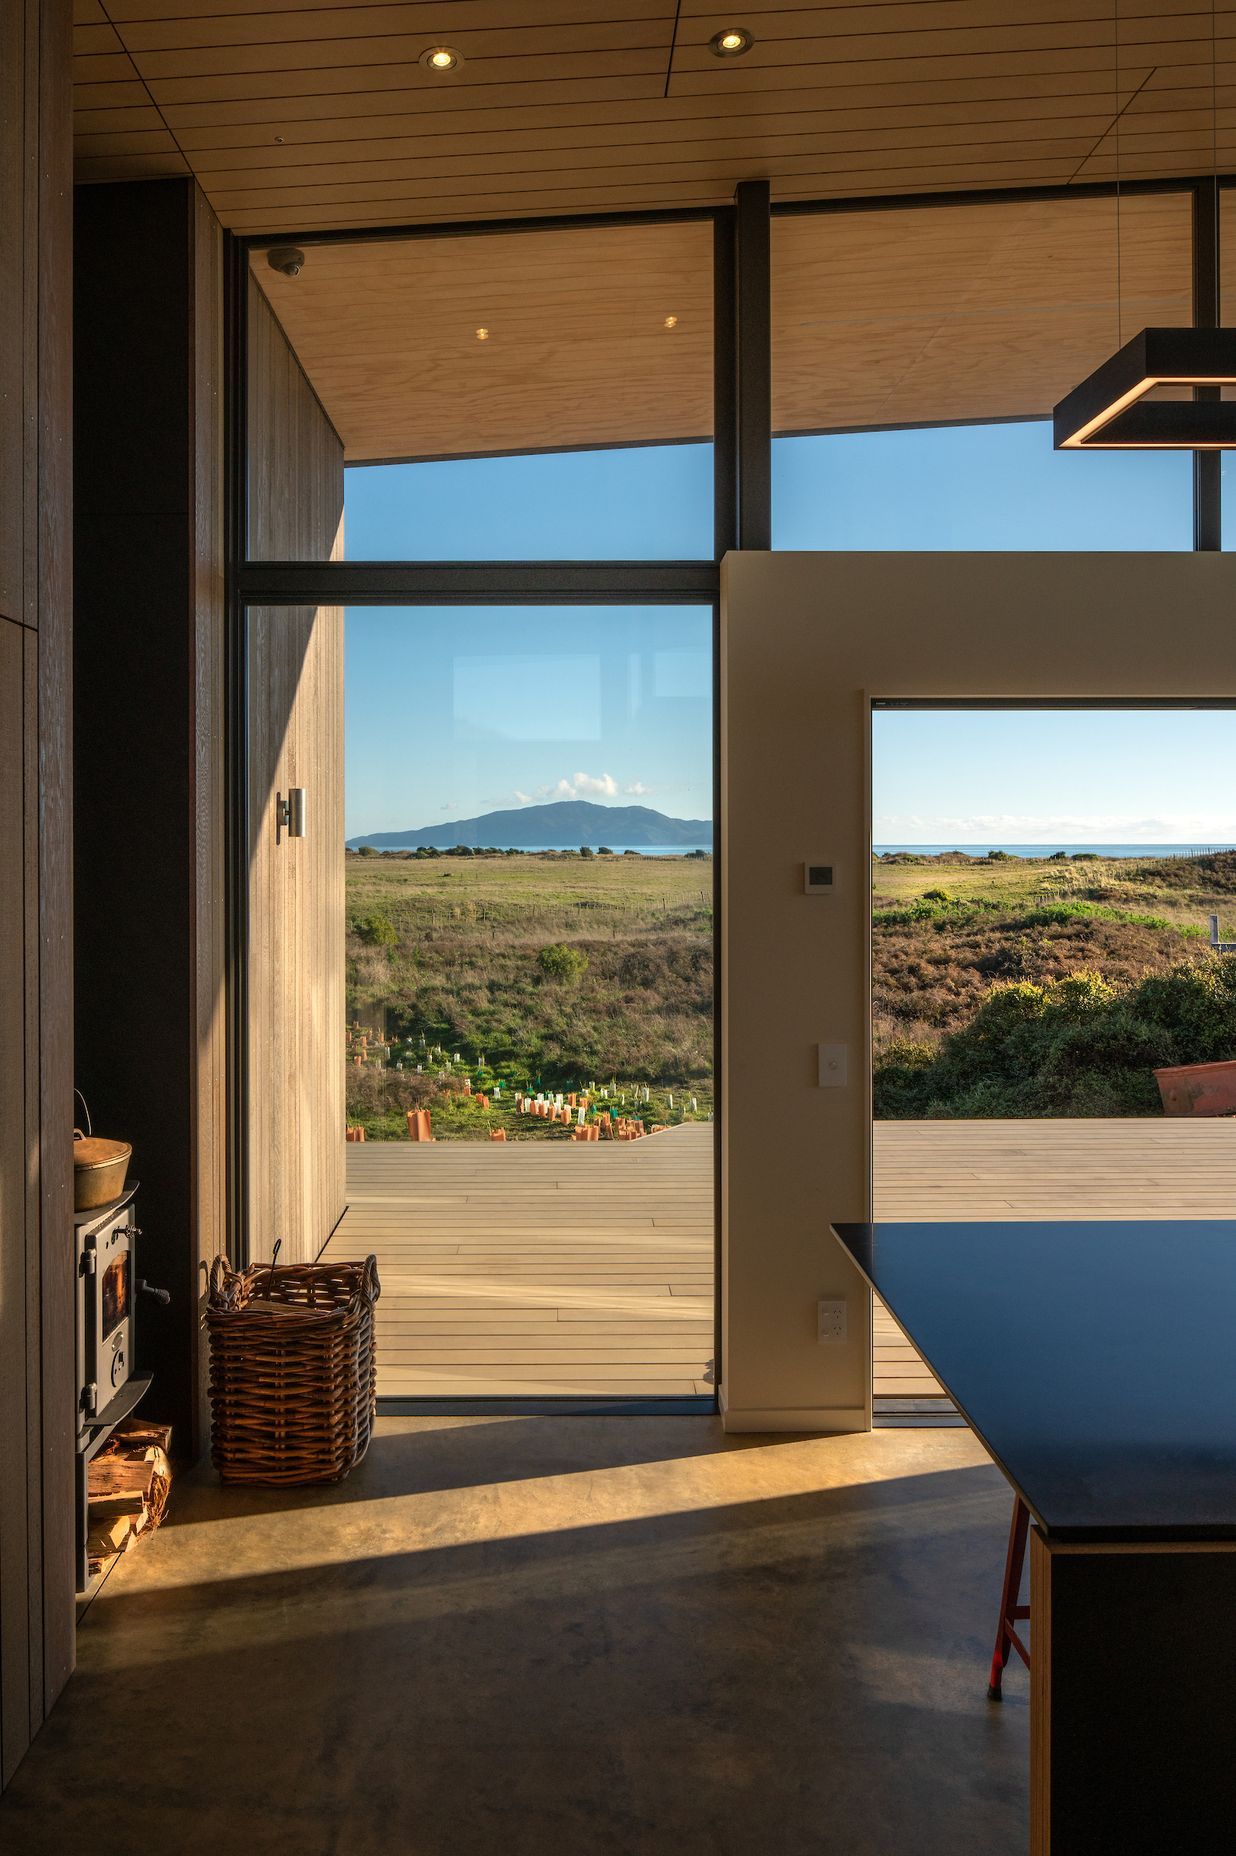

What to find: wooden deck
left=871, top=1118, right=1236, bottom=1418
left=322, top=1118, right=1236, bottom=1408
left=323, top=1124, right=714, bottom=1399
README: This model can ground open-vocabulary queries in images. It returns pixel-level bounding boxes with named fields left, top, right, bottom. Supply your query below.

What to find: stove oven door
left=87, top=1209, right=134, bottom=1416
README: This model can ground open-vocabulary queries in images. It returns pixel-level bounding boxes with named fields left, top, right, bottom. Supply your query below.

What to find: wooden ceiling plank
left=131, top=21, right=677, bottom=83
left=106, top=0, right=672, bottom=21
left=199, top=120, right=1118, bottom=193
left=670, top=21, right=1230, bottom=77
left=73, top=23, right=125, bottom=55
left=120, top=3, right=679, bottom=56
left=74, top=103, right=166, bottom=131
left=682, top=0, right=1221, bottom=41
left=204, top=153, right=1098, bottom=216
left=142, top=50, right=1171, bottom=115
left=175, top=86, right=1155, bottom=160
left=154, top=64, right=1165, bottom=131
left=142, top=51, right=673, bottom=106
left=669, top=46, right=1231, bottom=97
left=75, top=150, right=191, bottom=180
left=73, top=52, right=146, bottom=84
left=73, top=80, right=155, bottom=109
left=212, top=158, right=1088, bottom=230
left=74, top=126, right=183, bottom=154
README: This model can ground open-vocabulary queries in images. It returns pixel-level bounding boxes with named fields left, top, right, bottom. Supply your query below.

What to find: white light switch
left=817, top=1043, right=848, bottom=1087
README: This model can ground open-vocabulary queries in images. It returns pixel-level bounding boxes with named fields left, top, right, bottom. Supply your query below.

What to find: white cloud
left=624, top=781, right=652, bottom=797
left=873, top=810, right=1236, bottom=843
left=571, top=770, right=619, bottom=797
left=515, top=771, right=625, bottom=804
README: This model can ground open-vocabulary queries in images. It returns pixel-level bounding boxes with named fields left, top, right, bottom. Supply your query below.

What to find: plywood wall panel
left=0, top=617, right=33, bottom=1788
left=246, top=279, right=345, bottom=1264
left=0, top=0, right=74, bottom=1794
left=192, top=188, right=228, bottom=1441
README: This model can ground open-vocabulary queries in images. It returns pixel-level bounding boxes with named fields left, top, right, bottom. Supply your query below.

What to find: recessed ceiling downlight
left=709, top=27, right=753, bottom=57
left=420, top=45, right=462, bottom=72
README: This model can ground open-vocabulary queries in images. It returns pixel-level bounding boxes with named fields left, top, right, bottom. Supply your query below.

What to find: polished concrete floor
left=1, top=1419, right=1027, bottom=1855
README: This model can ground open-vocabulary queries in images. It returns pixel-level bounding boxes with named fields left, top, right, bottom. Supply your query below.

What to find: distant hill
left=348, top=799, right=712, bottom=851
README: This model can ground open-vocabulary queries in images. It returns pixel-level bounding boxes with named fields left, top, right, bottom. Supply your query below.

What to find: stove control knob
left=110, top=1349, right=125, bottom=1388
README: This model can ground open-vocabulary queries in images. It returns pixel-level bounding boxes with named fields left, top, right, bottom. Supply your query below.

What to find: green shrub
left=874, top=895, right=1000, bottom=927
left=1021, top=900, right=1200, bottom=935
left=538, top=942, right=589, bottom=982
left=874, top=955, right=1236, bottom=1119
left=355, top=911, right=398, bottom=948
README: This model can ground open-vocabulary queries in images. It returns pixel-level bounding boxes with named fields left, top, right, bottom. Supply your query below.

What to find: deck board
left=320, top=1117, right=1236, bottom=1408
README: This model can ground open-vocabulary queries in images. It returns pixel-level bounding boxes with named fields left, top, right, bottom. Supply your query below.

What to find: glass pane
left=343, top=605, right=715, bottom=1400
left=775, top=422, right=1192, bottom=550
left=773, top=193, right=1193, bottom=548
left=1216, top=187, right=1236, bottom=549
left=249, top=221, right=714, bottom=560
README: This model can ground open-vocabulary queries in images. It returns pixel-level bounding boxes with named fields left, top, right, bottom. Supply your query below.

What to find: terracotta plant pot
left=1154, top=1060, right=1236, bottom=1117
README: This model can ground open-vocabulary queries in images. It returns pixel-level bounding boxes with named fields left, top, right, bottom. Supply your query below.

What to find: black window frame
left=224, top=172, right=1234, bottom=1409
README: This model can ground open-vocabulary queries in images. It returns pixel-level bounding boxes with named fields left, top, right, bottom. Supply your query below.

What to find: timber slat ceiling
left=74, top=3, right=1236, bottom=233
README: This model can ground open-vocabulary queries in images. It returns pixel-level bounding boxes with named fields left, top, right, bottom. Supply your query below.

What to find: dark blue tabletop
left=831, top=1219, right=1236, bottom=1542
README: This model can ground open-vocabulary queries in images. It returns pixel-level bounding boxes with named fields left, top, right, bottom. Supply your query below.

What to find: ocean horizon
left=347, top=842, right=712, bottom=856
left=874, top=842, right=1236, bottom=859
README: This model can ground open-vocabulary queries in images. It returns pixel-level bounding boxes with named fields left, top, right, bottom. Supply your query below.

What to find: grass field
left=345, top=850, right=713, bottom=1140
left=344, top=845, right=1236, bottom=1136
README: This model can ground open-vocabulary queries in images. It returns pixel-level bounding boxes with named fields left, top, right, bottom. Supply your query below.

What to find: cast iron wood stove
left=74, top=1184, right=168, bottom=1590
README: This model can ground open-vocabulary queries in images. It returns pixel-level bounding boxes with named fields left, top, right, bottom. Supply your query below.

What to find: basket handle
left=208, top=1254, right=234, bottom=1304
left=362, top=1254, right=381, bottom=1302
left=74, top=1089, right=92, bottom=1139
left=262, top=1237, right=282, bottom=1299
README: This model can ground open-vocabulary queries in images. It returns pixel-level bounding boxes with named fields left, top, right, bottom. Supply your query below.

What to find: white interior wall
left=720, top=551, right=1236, bottom=1431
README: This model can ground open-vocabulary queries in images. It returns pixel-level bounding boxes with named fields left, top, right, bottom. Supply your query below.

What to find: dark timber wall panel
left=0, top=0, right=74, bottom=1792
left=246, top=278, right=345, bottom=1265
left=74, top=179, right=226, bottom=1458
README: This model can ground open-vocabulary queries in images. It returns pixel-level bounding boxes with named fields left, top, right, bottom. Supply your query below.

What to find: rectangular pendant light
left=1053, top=327, right=1236, bottom=449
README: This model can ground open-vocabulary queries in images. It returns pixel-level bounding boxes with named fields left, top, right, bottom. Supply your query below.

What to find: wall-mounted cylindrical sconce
left=276, top=788, right=306, bottom=843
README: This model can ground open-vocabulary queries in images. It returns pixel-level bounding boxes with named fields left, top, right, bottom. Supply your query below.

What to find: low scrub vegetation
left=872, top=850, right=1236, bottom=1117
left=875, top=959, right=1236, bottom=1119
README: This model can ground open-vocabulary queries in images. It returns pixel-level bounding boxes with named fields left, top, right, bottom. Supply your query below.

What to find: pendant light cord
left=1115, top=0, right=1122, bottom=346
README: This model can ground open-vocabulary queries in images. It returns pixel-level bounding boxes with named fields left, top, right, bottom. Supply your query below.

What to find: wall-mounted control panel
left=817, top=1043, right=848, bottom=1087
left=803, top=861, right=838, bottom=894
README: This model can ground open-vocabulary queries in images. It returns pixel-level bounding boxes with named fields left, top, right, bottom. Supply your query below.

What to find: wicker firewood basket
left=205, top=1251, right=381, bottom=1486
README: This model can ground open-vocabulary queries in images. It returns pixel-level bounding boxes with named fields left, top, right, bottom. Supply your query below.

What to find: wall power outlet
left=817, top=1298, right=847, bottom=1344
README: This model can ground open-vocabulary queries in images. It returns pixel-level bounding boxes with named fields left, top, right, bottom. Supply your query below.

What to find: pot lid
left=73, top=1134, right=132, bottom=1167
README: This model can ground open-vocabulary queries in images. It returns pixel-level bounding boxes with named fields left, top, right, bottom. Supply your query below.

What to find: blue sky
left=344, top=423, right=1225, bottom=838
left=874, top=708, right=1236, bottom=846
left=344, top=603, right=712, bottom=839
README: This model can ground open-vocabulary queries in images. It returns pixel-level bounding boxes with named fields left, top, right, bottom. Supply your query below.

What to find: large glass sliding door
left=328, top=603, right=715, bottom=1401
left=239, top=210, right=719, bottom=1406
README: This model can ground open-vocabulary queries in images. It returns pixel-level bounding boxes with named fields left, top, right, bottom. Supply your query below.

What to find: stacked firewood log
left=86, top=1418, right=173, bottom=1577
